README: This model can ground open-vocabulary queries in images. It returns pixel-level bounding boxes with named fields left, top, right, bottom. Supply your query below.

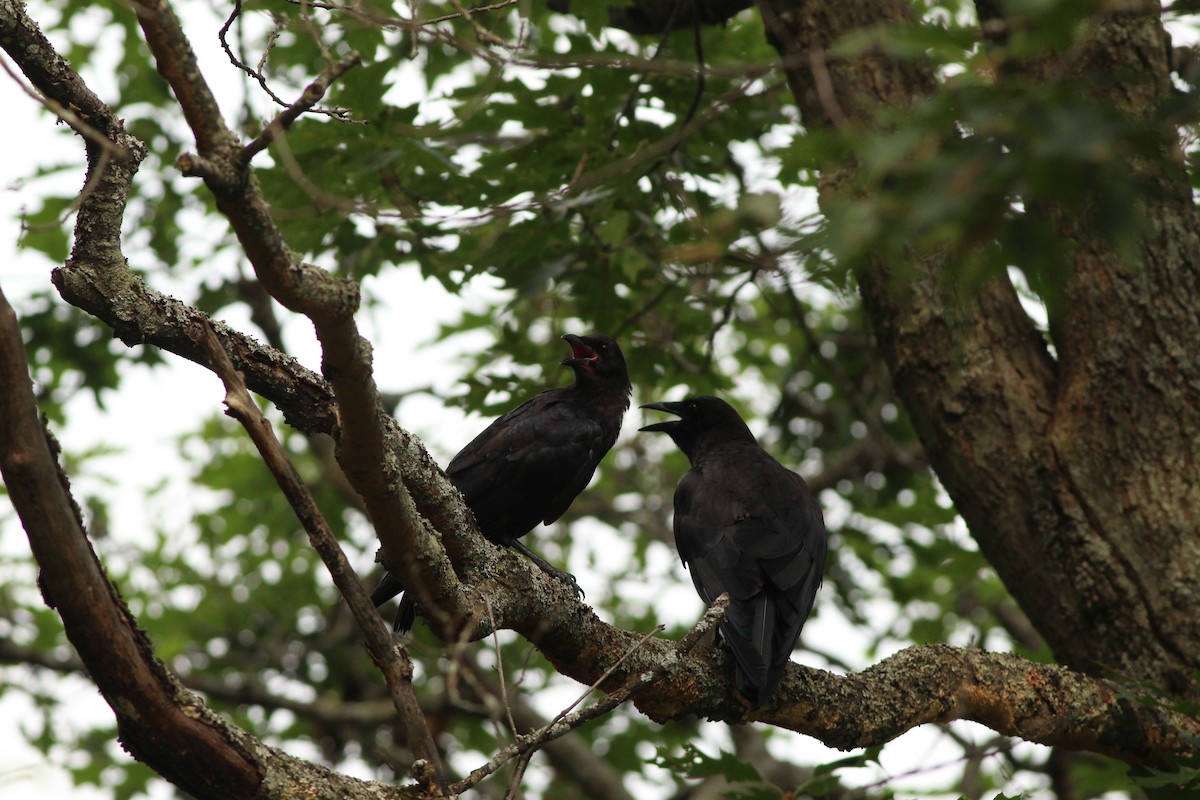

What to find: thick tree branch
left=767, top=644, right=1198, bottom=761
left=0, top=1, right=145, bottom=273
left=125, top=0, right=476, bottom=645
left=127, top=0, right=644, bottom=654
left=0, top=637, right=636, bottom=800
left=0, top=257, right=1186, bottom=772
left=0, top=305, right=241, bottom=797
left=492, top=585, right=1198, bottom=762
left=0, top=285, right=434, bottom=799
left=196, top=323, right=446, bottom=789
left=1, top=546, right=1195, bottom=769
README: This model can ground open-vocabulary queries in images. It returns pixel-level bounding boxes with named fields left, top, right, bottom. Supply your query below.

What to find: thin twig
left=445, top=0, right=514, bottom=49
left=611, top=0, right=685, bottom=146
left=268, top=0, right=811, bottom=85
left=856, top=742, right=1014, bottom=795
left=451, top=594, right=731, bottom=795
left=537, top=77, right=785, bottom=214
left=241, top=51, right=362, bottom=161
left=543, top=625, right=665, bottom=734
left=809, top=46, right=848, bottom=128
left=485, top=595, right=520, bottom=737
left=782, top=284, right=914, bottom=469
left=267, top=121, right=376, bottom=213
left=220, top=0, right=353, bottom=120
left=219, top=0, right=290, bottom=108
left=687, top=12, right=708, bottom=126
left=700, top=268, right=760, bottom=372
left=0, top=54, right=128, bottom=222
left=454, top=625, right=663, bottom=793
left=290, top=0, right=522, bottom=29
left=418, top=0, right=522, bottom=27
left=256, top=20, right=284, bottom=83
left=0, top=56, right=129, bottom=159
left=193, top=322, right=448, bottom=793
left=446, top=601, right=510, bottom=721
left=504, top=754, right=531, bottom=800
left=614, top=281, right=675, bottom=339
left=637, top=9, right=709, bottom=178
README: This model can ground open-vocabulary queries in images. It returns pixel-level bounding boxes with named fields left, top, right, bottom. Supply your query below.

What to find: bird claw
left=550, top=566, right=585, bottom=599
left=514, top=542, right=586, bottom=599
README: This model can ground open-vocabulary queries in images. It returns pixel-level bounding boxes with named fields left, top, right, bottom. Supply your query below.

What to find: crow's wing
left=372, top=391, right=611, bottom=633
left=674, top=445, right=826, bottom=703
left=447, top=389, right=617, bottom=544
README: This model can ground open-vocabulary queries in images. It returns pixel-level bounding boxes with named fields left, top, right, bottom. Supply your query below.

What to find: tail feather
left=371, top=572, right=416, bottom=634
left=721, top=594, right=779, bottom=704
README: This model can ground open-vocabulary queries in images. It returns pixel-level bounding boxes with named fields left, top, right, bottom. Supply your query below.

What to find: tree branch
left=195, top=322, right=446, bottom=789
left=127, top=0, right=476, bottom=645
left=0, top=3, right=427, bottom=795
left=0, top=636, right=637, bottom=800
left=6, top=0, right=1199, bottom=774
left=240, top=52, right=361, bottom=162
left=0, top=284, right=427, bottom=798
left=0, top=297, right=245, bottom=795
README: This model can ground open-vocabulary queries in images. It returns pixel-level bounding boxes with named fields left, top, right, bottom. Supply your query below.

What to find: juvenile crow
left=640, top=396, right=826, bottom=705
left=373, top=334, right=631, bottom=632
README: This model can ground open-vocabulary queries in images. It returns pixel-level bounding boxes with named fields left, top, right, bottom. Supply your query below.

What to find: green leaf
left=652, top=743, right=763, bottom=783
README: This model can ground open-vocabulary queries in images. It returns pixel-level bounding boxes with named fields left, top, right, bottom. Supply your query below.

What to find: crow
left=373, top=334, right=631, bottom=632
left=640, top=396, right=826, bottom=705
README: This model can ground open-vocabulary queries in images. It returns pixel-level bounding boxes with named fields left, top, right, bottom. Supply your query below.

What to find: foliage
left=3, top=0, right=1197, bottom=797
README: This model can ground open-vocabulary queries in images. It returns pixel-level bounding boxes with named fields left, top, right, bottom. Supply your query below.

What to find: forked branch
left=195, top=323, right=446, bottom=790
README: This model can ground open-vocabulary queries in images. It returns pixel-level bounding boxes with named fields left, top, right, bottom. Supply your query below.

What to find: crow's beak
left=639, top=401, right=682, bottom=433
left=561, top=334, right=599, bottom=369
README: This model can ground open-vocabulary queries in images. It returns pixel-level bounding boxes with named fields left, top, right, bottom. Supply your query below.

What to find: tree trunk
left=755, top=0, right=1200, bottom=698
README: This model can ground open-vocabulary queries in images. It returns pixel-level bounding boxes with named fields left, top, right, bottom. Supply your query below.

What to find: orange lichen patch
left=637, top=681, right=696, bottom=721
left=951, top=677, right=1018, bottom=732
left=634, top=673, right=704, bottom=723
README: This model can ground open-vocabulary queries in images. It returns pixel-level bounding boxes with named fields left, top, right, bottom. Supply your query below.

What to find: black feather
left=373, top=334, right=631, bottom=632
left=641, top=395, right=827, bottom=705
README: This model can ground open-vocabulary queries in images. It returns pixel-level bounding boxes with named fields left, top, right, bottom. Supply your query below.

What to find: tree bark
left=754, top=0, right=1200, bottom=698
left=5, top=0, right=1200, bottom=795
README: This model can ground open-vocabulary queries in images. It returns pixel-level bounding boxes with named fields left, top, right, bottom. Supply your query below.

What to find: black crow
left=640, top=396, right=826, bottom=705
left=373, top=334, right=631, bottom=632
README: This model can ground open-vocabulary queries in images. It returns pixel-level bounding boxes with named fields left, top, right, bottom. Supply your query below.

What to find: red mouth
left=561, top=335, right=600, bottom=371
left=569, top=340, right=598, bottom=363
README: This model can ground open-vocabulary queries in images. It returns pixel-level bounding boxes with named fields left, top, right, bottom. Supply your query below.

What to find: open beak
left=639, top=401, right=683, bottom=433
left=561, top=334, right=599, bottom=369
